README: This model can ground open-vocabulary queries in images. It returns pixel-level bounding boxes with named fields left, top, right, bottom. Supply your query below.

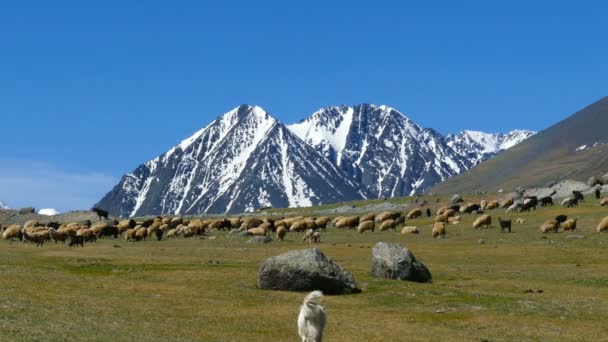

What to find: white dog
left=297, top=290, right=326, bottom=342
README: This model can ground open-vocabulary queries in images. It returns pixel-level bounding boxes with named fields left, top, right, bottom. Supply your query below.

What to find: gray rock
left=371, top=242, right=432, bottom=283
left=18, top=207, right=35, bottom=215
left=258, top=248, right=361, bottom=294
left=247, top=236, right=272, bottom=244
left=566, top=234, right=585, bottom=239
left=450, top=194, right=463, bottom=204
left=587, top=176, right=602, bottom=187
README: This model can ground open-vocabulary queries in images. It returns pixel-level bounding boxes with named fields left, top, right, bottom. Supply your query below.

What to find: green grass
left=2, top=198, right=608, bottom=341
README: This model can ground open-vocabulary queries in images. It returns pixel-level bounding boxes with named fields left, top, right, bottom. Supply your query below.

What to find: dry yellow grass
left=1, top=199, right=608, bottom=341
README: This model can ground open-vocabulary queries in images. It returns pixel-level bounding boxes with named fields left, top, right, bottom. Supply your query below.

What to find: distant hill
left=430, top=97, right=608, bottom=194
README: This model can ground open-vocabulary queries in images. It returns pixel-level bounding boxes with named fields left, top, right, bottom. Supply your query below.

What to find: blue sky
left=1, top=1, right=607, bottom=211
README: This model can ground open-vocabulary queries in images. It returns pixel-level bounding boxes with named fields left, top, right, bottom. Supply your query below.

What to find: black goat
left=572, top=191, right=585, bottom=202
left=539, top=196, right=553, bottom=207
left=69, top=235, right=84, bottom=247
left=91, top=208, right=108, bottom=221
left=555, top=215, right=568, bottom=224
left=498, top=217, right=512, bottom=233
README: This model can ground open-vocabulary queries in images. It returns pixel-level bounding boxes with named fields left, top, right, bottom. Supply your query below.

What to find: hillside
left=431, top=97, right=608, bottom=194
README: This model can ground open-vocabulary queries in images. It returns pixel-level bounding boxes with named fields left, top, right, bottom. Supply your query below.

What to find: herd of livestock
left=2, top=190, right=608, bottom=248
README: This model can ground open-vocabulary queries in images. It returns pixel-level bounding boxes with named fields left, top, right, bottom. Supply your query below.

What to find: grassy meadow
left=1, top=196, right=608, bottom=341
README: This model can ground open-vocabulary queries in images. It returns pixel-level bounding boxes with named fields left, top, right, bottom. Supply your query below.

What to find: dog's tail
left=303, top=290, right=323, bottom=305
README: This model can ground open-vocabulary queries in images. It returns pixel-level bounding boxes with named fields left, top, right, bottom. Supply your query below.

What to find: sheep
left=314, top=217, right=330, bottom=231
left=290, top=220, right=309, bottom=232
left=242, top=217, right=264, bottom=230
left=406, top=208, right=422, bottom=219
left=229, top=217, right=242, bottom=229
left=443, top=209, right=458, bottom=218
left=357, top=220, right=375, bottom=234
left=449, top=204, right=461, bottom=212
left=166, top=229, right=177, bottom=239
left=248, top=226, right=269, bottom=236
left=77, top=228, right=97, bottom=243
left=500, top=197, right=514, bottom=208
left=540, top=196, right=554, bottom=206
left=486, top=201, right=499, bottom=210
left=2, top=225, right=22, bottom=241
left=601, top=198, right=608, bottom=206
left=541, top=220, right=559, bottom=233
left=336, top=216, right=359, bottom=229
left=378, top=219, right=396, bottom=232
left=435, top=214, right=449, bottom=224
left=22, top=230, right=45, bottom=247
left=118, top=219, right=136, bottom=233
left=523, top=196, right=538, bottom=210
left=169, top=217, right=183, bottom=228
left=480, top=200, right=488, bottom=210
left=401, top=226, right=419, bottom=234
left=48, top=227, right=69, bottom=243
left=562, top=219, right=577, bottom=231
left=91, top=207, right=109, bottom=221
left=447, top=216, right=461, bottom=224
left=597, top=217, right=608, bottom=232
left=276, top=226, right=287, bottom=241
left=360, top=214, right=375, bottom=222
left=24, top=220, right=41, bottom=228
left=460, top=203, right=480, bottom=214
left=562, top=197, right=579, bottom=208
left=472, top=215, right=492, bottom=229
left=497, top=217, right=512, bottom=233
left=124, top=229, right=136, bottom=241
left=375, top=212, right=393, bottom=223
left=436, top=206, right=449, bottom=216
left=516, top=218, right=526, bottom=224
left=432, top=222, right=446, bottom=239
left=555, top=215, right=568, bottom=224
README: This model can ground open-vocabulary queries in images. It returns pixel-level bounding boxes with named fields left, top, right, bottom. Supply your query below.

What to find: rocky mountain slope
left=431, top=97, right=608, bottom=194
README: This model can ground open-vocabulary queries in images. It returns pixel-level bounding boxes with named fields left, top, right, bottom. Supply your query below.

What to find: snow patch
left=38, top=208, right=60, bottom=216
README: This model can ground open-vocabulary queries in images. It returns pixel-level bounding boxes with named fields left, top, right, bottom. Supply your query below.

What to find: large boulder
left=371, top=242, right=432, bottom=283
left=18, top=207, right=35, bottom=215
left=450, top=194, right=463, bottom=204
left=258, top=248, right=361, bottom=294
left=588, top=176, right=603, bottom=187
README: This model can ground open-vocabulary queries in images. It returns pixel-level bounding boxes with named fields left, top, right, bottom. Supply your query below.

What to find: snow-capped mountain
left=289, top=104, right=472, bottom=197
left=95, top=105, right=365, bottom=217
left=445, top=130, right=536, bottom=165
left=97, top=104, right=534, bottom=216
left=0, top=201, right=9, bottom=210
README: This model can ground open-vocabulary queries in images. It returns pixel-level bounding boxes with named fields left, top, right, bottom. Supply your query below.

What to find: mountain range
left=96, top=104, right=534, bottom=216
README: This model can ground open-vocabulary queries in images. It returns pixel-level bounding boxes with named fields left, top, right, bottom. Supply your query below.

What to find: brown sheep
left=541, top=220, right=559, bottom=233
left=379, top=219, right=397, bottom=232
left=443, top=209, right=457, bottom=218
left=303, top=229, right=314, bottom=243
left=562, top=219, right=577, bottom=231
left=480, top=200, right=488, bottom=210
left=435, top=214, right=449, bottom=223
left=290, top=220, right=308, bottom=232
left=336, top=216, right=359, bottom=229
left=472, top=215, right=492, bottom=229
left=248, top=226, right=268, bottom=236
left=500, top=197, right=514, bottom=208
left=357, top=220, right=375, bottom=233
left=432, top=222, right=446, bottom=238
left=447, top=216, right=461, bottom=224
left=360, top=213, right=375, bottom=222
left=314, top=217, right=330, bottom=231
left=2, top=225, right=22, bottom=240
left=24, top=220, right=41, bottom=228
left=406, top=208, right=423, bottom=219
left=375, top=212, right=393, bottom=223
left=437, top=206, right=449, bottom=216
left=486, top=201, right=499, bottom=210
left=600, top=198, right=608, bottom=207
left=276, top=226, right=287, bottom=241
left=596, top=217, right=608, bottom=232
left=400, top=226, right=419, bottom=234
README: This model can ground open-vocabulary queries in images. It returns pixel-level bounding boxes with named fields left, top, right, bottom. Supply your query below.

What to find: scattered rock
left=18, top=207, right=35, bottom=215
left=258, top=248, right=361, bottom=294
left=247, top=236, right=272, bottom=244
left=450, top=194, right=463, bottom=204
left=371, top=242, right=432, bottom=283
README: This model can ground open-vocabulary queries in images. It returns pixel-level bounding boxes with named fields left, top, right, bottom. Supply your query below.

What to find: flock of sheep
left=2, top=190, right=608, bottom=247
